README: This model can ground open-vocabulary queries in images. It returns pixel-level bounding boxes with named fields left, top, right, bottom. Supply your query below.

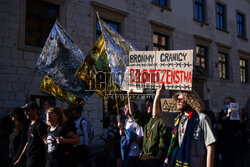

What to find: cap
left=21, top=102, right=38, bottom=111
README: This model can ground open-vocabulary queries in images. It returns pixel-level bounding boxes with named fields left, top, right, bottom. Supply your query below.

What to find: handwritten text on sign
left=128, top=50, right=193, bottom=91
left=161, top=98, right=178, bottom=112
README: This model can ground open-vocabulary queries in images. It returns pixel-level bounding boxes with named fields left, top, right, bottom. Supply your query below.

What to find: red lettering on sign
left=129, top=69, right=192, bottom=85
left=130, top=69, right=135, bottom=83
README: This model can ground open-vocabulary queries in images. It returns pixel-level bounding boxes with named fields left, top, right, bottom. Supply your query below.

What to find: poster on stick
left=128, top=50, right=193, bottom=91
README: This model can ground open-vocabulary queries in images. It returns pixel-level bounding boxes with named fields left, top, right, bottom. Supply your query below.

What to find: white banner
left=126, top=50, right=193, bottom=91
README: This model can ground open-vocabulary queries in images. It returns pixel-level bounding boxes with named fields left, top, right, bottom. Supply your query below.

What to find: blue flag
left=98, top=16, right=138, bottom=86
left=37, top=20, right=93, bottom=102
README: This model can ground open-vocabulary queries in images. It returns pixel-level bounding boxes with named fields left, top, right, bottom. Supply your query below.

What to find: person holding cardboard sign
left=128, top=86, right=172, bottom=167
left=217, top=97, right=244, bottom=167
left=162, top=91, right=216, bottom=167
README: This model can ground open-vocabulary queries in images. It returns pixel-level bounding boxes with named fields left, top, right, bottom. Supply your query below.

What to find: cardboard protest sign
left=161, top=98, right=178, bottom=112
left=127, top=50, right=193, bottom=91
left=230, top=103, right=240, bottom=120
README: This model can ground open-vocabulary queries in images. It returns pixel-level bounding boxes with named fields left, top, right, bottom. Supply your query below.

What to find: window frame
left=195, top=45, right=208, bottom=69
left=236, top=11, right=246, bottom=39
left=216, top=2, right=227, bottom=32
left=240, top=58, right=248, bottom=83
left=150, top=20, right=174, bottom=51
left=194, top=0, right=205, bottom=22
left=25, top=0, right=60, bottom=47
left=151, top=0, right=172, bottom=11
left=153, top=0, right=169, bottom=8
left=92, top=1, right=127, bottom=45
left=218, top=52, right=228, bottom=80
left=153, top=32, right=170, bottom=51
left=96, top=18, right=120, bottom=40
left=18, top=0, right=64, bottom=52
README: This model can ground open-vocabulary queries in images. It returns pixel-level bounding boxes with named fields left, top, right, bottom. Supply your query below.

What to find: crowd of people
left=0, top=85, right=249, bottom=167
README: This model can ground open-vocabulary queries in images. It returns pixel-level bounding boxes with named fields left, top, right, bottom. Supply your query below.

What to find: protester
left=14, top=102, right=47, bottom=167
left=107, top=112, right=122, bottom=167
left=145, top=97, right=154, bottom=115
left=63, top=108, right=76, bottom=133
left=9, top=107, right=29, bottom=167
left=45, top=107, right=80, bottom=167
left=71, top=105, right=89, bottom=167
left=119, top=102, right=143, bottom=167
left=162, top=90, right=216, bottom=167
left=107, top=112, right=120, bottom=141
left=203, top=110, right=217, bottom=132
left=217, top=97, right=244, bottom=167
left=0, top=118, right=11, bottom=167
left=128, top=87, right=172, bottom=167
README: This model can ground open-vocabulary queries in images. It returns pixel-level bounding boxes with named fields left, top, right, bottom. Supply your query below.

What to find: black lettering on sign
left=129, top=54, right=155, bottom=63
left=160, top=52, right=187, bottom=62
left=161, top=99, right=177, bottom=112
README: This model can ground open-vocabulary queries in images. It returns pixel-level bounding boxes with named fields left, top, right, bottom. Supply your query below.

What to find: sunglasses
left=176, top=98, right=185, bottom=103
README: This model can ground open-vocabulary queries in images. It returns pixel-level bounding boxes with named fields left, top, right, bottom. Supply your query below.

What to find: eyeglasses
left=176, top=98, right=185, bottom=103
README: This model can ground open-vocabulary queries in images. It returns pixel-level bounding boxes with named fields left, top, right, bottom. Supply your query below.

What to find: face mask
left=224, top=104, right=230, bottom=111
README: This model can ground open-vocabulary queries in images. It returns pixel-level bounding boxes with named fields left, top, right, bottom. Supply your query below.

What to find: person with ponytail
left=9, top=107, right=29, bottom=167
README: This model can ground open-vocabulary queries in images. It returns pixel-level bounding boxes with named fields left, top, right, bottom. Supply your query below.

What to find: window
left=216, top=3, right=226, bottom=30
left=96, top=19, right=120, bottom=40
left=25, top=0, right=59, bottom=47
left=154, top=0, right=169, bottom=7
left=237, top=13, right=245, bottom=38
left=218, top=52, right=228, bottom=79
left=194, top=0, right=205, bottom=22
left=196, top=45, right=207, bottom=69
left=153, top=32, right=170, bottom=51
left=240, top=59, right=247, bottom=83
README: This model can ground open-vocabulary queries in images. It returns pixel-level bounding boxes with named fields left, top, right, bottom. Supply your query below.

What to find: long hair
left=173, top=91, right=205, bottom=113
left=12, top=107, right=27, bottom=133
left=46, top=107, right=64, bottom=126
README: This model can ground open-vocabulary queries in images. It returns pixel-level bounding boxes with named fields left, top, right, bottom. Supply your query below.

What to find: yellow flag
left=40, top=75, right=85, bottom=105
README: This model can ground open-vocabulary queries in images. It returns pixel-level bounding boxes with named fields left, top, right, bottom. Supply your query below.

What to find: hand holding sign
left=156, top=84, right=165, bottom=97
left=230, top=103, right=240, bottom=120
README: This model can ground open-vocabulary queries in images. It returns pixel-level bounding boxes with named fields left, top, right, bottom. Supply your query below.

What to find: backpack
left=79, top=117, right=94, bottom=146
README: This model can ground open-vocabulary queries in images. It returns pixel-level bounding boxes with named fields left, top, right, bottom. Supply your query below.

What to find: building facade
left=1, top=0, right=250, bottom=145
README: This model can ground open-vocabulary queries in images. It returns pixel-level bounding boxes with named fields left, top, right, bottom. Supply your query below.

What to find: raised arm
left=152, top=84, right=164, bottom=118
left=127, top=89, right=134, bottom=115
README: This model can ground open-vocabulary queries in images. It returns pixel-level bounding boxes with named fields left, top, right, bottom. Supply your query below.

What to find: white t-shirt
left=124, top=118, right=143, bottom=157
